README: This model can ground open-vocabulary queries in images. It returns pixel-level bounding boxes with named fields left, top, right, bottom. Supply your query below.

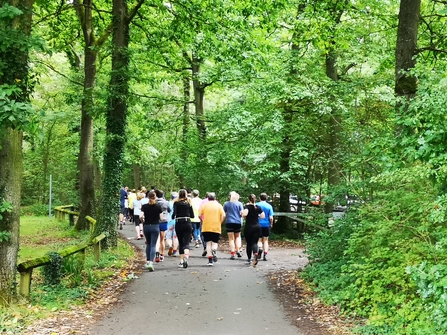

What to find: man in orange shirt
left=199, top=192, right=225, bottom=266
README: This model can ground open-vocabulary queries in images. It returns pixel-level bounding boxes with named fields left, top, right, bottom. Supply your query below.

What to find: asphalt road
left=89, top=221, right=307, bottom=335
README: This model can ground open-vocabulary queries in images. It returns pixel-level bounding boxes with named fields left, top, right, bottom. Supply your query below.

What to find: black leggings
left=244, top=224, right=261, bottom=260
left=175, top=221, right=192, bottom=255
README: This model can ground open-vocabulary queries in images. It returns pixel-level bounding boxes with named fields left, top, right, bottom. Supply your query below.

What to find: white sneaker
left=178, top=261, right=184, bottom=268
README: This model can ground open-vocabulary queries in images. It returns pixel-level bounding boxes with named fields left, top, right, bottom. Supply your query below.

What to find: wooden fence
left=16, top=209, right=106, bottom=297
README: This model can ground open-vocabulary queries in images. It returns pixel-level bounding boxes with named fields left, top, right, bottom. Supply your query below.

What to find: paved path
left=90, top=222, right=308, bottom=335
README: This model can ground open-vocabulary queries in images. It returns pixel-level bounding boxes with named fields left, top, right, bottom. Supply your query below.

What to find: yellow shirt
left=127, top=192, right=137, bottom=209
left=199, top=201, right=225, bottom=234
left=191, top=197, right=202, bottom=222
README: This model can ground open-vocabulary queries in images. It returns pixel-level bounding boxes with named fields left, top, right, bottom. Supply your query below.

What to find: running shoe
left=172, top=250, right=177, bottom=256
left=212, top=250, right=218, bottom=263
left=140, top=230, right=144, bottom=238
left=119, top=222, right=123, bottom=230
left=253, top=256, right=258, bottom=267
left=263, top=254, right=268, bottom=261
left=183, top=258, right=188, bottom=269
left=195, top=241, right=200, bottom=248
left=202, top=250, right=207, bottom=257
left=257, top=249, right=263, bottom=260
left=155, top=252, right=160, bottom=263
left=207, top=259, right=213, bottom=266
left=230, top=254, right=235, bottom=260
left=146, top=263, right=154, bottom=272
left=247, top=259, right=252, bottom=265
left=136, top=236, right=140, bottom=240
left=168, top=247, right=174, bottom=256
left=160, top=254, right=164, bottom=262
left=236, top=251, right=242, bottom=258
left=178, top=261, right=184, bottom=268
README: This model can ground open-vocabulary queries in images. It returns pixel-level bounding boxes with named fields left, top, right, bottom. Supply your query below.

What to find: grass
left=0, top=215, right=136, bottom=334
left=19, top=216, right=91, bottom=261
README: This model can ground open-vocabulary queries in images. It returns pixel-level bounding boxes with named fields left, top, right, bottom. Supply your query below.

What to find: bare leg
left=228, top=232, right=235, bottom=253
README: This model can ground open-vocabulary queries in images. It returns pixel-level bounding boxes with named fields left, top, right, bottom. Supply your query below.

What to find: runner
left=190, top=189, right=202, bottom=248
left=172, top=189, right=194, bottom=268
left=166, top=192, right=179, bottom=256
left=127, top=189, right=136, bottom=223
left=140, top=191, right=163, bottom=272
left=256, top=193, right=274, bottom=261
left=118, top=186, right=128, bottom=230
left=243, top=194, right=263, bottom=266
left=155, top=189, right=171, bottom=262
left=223, top=191, right=244, bottom=260
left=199, top=192, right=225, bottom=266
left=132, top=192, right=144, bottom=240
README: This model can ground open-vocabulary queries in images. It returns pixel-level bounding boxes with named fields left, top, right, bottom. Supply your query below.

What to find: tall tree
left=94, top=0, right=144, bottom=248
left=395, top=0, right=421, bottom=101
left=0, top=0, right=34, bottom=305
left=73, top=0, right=112, bottom=230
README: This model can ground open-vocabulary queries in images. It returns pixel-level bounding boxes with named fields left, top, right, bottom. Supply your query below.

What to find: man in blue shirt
left=119, top=186, right=128, bottom=230
left=256, top=193, right=274, bottom=261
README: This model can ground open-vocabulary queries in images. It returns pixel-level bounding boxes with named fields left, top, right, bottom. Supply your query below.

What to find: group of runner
left=119, top=186, right=274, bottom=271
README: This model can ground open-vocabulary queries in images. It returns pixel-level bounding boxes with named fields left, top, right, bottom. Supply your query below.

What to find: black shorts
left=202, top=232, right=220, bottom=243
left=226, top=223, right=242, bottom=233
left=260, top=227, right=270, bottom=237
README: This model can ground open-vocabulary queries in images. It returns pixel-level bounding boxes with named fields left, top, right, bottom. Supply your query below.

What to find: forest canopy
left=2, top=0, right=447, bottom=333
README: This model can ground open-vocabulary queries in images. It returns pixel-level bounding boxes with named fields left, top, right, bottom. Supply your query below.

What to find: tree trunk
left=192, top=59, right=206, bottom=143
left=0, top=130, right=22, bottom=305
left=324, top=48, right=342, bottom=214
left=0, top=0, right=34, bottom=305
left=75, top=0, right=97, bottom=230
left=276, top=109, right=293, bottom=234
left=94, top=0, right=130, bottom=249
left=133, top=163, right=141, bottom=190
left=179, top=74, right=190, bottom=187
left=395, top=0, right=420, bottom=99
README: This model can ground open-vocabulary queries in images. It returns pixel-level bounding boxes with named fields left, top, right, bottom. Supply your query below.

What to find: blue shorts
left=159, top=222, right=168, bottom=232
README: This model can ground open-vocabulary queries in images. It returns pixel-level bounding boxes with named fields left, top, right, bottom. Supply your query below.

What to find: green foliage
left=0, top=200, right=13, bottom=241
left=0, top=84, right=33, bottom=130
left=62, top=254, right=85, bottom=287
left=41, top=251, right=63, bottom=286
left=303, top=165, right=447, bottom=334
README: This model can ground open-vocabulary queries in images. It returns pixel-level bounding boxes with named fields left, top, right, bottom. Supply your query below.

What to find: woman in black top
left=172, top=189, right=194, bottom=268
left=243, top=194, right=263, bottom=266
left=141, top=191, right=163, bottom=272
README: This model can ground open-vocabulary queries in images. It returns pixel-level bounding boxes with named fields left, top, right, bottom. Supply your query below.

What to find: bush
left=41, top=251, right=63, bottom=286
left=303, top=166, right=447, bottom=334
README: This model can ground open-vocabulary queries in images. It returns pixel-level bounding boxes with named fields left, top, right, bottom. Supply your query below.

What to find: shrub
left=303, top=166, right=447, bottom=334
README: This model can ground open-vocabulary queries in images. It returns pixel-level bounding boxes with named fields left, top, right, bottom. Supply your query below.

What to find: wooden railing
left=54, top=205, right=79, bottom=226
left=17, top=213, right=106, bottom=297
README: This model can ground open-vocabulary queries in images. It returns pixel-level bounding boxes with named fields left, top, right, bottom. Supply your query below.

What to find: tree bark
left=0, top=0, right=34, bottom=305
left=179, top=74, right=190, bottom=187
left=94, top=0, right=130, bottom=249
left=192, top=59, right=206, bottom=143
left=74, top=0, right=98, bottom=230
left=325, top=49, right=342, bottom=213
left=395, top=0, right=420, bottom=100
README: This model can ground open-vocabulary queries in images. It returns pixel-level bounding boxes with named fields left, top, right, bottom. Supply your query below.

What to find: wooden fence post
left=93, top=240, right=101, bottom=262
left=19, top=269, right=33, bottom=297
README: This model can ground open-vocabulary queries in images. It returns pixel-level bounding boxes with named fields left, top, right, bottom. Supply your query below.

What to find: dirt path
left=24, top=222, right=346, bottom=335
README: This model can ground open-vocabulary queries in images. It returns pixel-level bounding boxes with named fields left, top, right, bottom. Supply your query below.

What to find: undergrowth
left=0, top=216, right=135, bottom=334
left=302, top=166, right=447, bottom=334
